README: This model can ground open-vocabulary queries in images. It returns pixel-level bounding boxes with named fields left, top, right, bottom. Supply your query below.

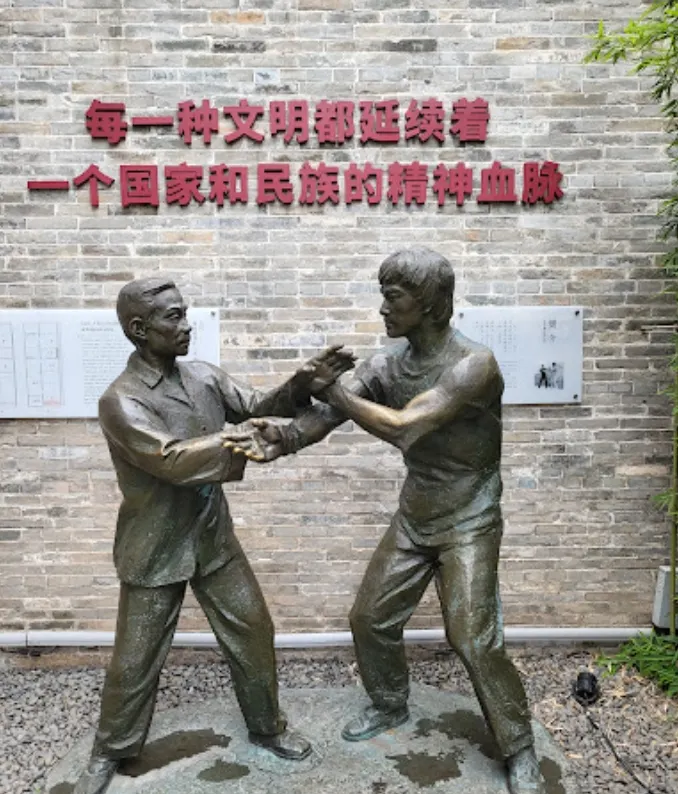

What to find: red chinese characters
left=522, top=161, right=564, bottom=205
left=387, top=162, right=428, bottom=205
left=131, top=114, right=174, bottom=128
left=209, top=165, right=249, bottom=206
left=257, top=164, right=294, bottom=205
left=223, top=99, right=265, bottom=144
left=81, top=96, right=496, bottom=147
left=73, top=165, right=115, bottom=208
left=177, top=100, right=219, bottom=146
left=165, top=163, right=206, bottom=206
left=120, top=165, right=159, bottom=208
left=450, top=98, right=490, bottom=143
left=298, top=162, right=340, bottom=205
left=26, top=180, right=69, bottom=191
left=432, top=163, right=473, bottom=207
left=35, top=98, right=567, bottom=210
left=360, top=100, right=400, bottom=144
left=477, top=161, right=518, bottom=203
left=315, top=101, right=355, bottom=145
left=405, top=99, right=445, bottom=144
left=29, top=160, right=565, bottom=208
left=86, top=100, right=128, bottom=145
left=344, top=163, right=382, bottom=205
left=270, top=101, right=309, bottom=145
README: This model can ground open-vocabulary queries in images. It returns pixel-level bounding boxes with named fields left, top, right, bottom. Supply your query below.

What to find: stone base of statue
left=45, top=685, right=577, bottom=794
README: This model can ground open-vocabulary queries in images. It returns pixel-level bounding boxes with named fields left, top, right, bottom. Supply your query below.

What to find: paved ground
left=43, top=685, right=577, bottom=794
left=0, top=645, right=675, bottom=794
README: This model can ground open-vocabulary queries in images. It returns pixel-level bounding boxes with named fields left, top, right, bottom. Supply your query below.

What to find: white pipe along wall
left=0, top=627, right=651, bottom=649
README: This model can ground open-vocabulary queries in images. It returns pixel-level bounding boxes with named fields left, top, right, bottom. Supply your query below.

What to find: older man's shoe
left=248, top=728, right=312, bottom=760
left=72, top=756, right=119, bottom=794
left=507, top=746, right=546, bottom=794
left=341, top=705, right=409, bottom=741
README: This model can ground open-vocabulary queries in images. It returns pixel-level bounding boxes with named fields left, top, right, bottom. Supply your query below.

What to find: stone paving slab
left=45, top=685, right=577, bottom=794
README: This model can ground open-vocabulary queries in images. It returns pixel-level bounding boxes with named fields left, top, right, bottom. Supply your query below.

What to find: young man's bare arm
left=228, top=379, right=372, bottom=462
left=319, top=350, right=501, bottom=452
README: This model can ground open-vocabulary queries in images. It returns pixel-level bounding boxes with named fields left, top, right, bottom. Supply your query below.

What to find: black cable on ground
left=579, top=708, right=661, bottom=794
left=571, top=672, right=661, bottom=794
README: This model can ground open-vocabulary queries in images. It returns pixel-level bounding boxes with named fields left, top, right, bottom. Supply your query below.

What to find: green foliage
left=585, top=1, right=678, bottom=273
left=597, top=632, right=678, bottom=697
left=586, top=1, right=678, bottom=639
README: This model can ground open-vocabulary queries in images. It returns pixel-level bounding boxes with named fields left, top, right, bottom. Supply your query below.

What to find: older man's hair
left=116, top=277, right=177, bottom=344
left=378, top=247, right=455, bottom=329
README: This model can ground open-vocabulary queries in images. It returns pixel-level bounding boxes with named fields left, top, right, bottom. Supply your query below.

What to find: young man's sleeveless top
left=356, top=328, right=504, bottom=547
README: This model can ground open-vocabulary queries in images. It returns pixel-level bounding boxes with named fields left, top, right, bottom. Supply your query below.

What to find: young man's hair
left=378, top=247, right=455, bottom=328
left=117, top=277, right=178, bottom=344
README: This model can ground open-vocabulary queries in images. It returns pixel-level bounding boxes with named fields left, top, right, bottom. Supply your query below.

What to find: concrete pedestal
left=45, top=684, right=577, bottom=794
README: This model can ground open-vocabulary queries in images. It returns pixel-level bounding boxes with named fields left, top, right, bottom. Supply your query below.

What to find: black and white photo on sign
left=534, top=362, right=564, bottom=390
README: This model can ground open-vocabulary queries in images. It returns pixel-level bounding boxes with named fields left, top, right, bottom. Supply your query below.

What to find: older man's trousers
left=92, top=538, right=284, bottom=760
left=349, top=517, right=533, bottom=759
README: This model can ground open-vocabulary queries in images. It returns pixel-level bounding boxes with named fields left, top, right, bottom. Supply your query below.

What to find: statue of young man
left=74, top=277, right=354, bottom=794
left=242, top=248, right=545, bottom=794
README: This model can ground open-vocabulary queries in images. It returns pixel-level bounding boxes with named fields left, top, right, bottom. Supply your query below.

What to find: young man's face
left=379, top=282, right=426, bottom=338
left=141, top=288, right=191, bottom=358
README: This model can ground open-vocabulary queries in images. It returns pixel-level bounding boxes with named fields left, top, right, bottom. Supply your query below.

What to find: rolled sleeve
left=212, top=365, right=311, bottom=423
left=99, top=392, right=239, bottom=487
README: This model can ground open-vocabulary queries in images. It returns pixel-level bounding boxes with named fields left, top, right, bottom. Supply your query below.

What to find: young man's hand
left=293, top=344, right=357, bottom=395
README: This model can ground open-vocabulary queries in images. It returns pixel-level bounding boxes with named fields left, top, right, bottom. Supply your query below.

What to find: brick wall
left=0, top=0, right=673, bottom=633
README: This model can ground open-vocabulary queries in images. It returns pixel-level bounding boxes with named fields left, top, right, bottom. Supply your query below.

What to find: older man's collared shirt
left=99, top=352, right=306, bottom=587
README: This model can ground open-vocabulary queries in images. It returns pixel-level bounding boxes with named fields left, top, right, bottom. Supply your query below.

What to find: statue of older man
left=74, top=277, right=354, bottom=794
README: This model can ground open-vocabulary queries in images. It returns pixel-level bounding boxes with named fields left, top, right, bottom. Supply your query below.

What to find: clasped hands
left=222, top=344, right=355, bottom=463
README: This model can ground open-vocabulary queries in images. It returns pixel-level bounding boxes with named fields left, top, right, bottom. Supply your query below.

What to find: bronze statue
left=240, top=248, right=546, bottom=794
left=73, top=278, right=355, bottom=794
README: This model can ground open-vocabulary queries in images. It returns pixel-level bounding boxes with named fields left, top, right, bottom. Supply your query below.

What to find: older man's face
left=143, top=288, right=191, bottom=358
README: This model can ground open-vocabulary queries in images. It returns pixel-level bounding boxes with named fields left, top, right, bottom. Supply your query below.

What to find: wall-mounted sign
left=26, top=97, right=563, bottom=209
left=456, top=306, right=583, bottom=405
left=0, top=309, right=220, bottom=419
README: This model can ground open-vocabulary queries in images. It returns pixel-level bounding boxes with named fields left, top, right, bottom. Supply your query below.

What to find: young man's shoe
left=72, top=755, right=119, bottom=794
left=248, top=728, right=312, bottom=761
left=341, top=705, right=409, bottom=741
left=507, top=745, right=546, bottom=794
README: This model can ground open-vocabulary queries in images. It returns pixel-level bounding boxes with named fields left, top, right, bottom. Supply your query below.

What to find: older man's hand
left=222, top=419, right=286, bottom=463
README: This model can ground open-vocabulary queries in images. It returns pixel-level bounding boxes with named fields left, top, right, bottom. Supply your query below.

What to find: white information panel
left=0, top=309, right=220, bottom=418
left=456, top=306, right=583, bottom=405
